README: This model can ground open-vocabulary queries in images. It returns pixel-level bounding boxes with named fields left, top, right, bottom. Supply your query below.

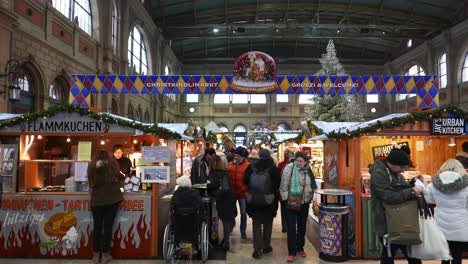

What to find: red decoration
left=232, top=51, right=278, bottom=93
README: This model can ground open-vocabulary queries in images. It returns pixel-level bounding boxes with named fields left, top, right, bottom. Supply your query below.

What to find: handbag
left=384, top=199, right=421, bottom=245
left=407, top=196, right=452, bottom=260
left=287, top=166, right=305, bottom=212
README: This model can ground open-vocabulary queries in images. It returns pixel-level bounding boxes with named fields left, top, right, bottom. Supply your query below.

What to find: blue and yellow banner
left=69, top=75, right=439, bottom=108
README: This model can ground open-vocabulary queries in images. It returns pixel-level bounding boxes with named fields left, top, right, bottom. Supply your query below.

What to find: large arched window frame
left=52, top=0, right=92, bottom=35
left=439, top=53, right=447, bottom=88
left=233, top=124, right=247, bottom=146
left=462, top=53, right=468, bottom=83
left=128, top=26, right=148, bottom=75
left=218, top=124, right=229, bottom=133
left=49, top=75, right=69, bottom=105
left=111, top=0, right=118, bottom=53
left=398, top=64, right=426, bottom=100
left=14, top=71, right=35, bottom=113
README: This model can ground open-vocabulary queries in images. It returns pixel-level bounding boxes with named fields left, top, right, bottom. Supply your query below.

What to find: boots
left=101, top=252, right=112, bottom=264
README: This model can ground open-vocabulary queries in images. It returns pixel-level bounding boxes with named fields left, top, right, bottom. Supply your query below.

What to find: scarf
left=290, top=165, right=308, bottom=195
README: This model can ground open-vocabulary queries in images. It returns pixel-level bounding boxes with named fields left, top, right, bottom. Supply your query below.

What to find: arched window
left=398, top=65, right=426, bottom=100
left=128, top=26, right=148, bottom=74
left=439, top=53, right=447, bottom=88
left=144, top=110, right=150, bottom=123
left=462, top=53, right=468, bottom=83
left=52, top=0, right=92, bottom=35
left=163, top=65, right=176, bottom=101
left=164, top=65, right=170, bottom=75
left=128, top=104, right=135, bottom=120
left=111, top=98, right=119, bottom=114
left=49, top=76, right=69, bottom=105
left=218, top=124, right=229, bottom=133
left=298, top=94, right=315, bottom=104
left=111, top=0, right=118, bottom=53
left=14, top=71, right=35, bottom=113
left=233, top=124, right=247, bottom=146
left=277, top=123, right=290, bottom=131
left=277, top=94, right=289, bottom=103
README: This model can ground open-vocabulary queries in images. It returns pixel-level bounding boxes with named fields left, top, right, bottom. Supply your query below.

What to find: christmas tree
left=305, top=39, right=364, bottom=122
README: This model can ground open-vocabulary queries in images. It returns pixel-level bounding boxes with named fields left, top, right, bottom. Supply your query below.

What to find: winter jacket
left=114, top=156, right=132, bottom=175
left=88, top=159, right=124, bottom=207
left=425, top=171, right=468, bottom=242
left=228, top=159, right=250, bottom=198
left=280, top=162, right=317, bottom=203
left=170, top=187, right=202, bottom=215
left=190, top=154, right=209, bottom=184
left=369, top=159, right=416, bottom=237
left=207, top=169, right=237, bottom=221
left=455, top=151, right=468, bottom=169
left=243, top=158, right=281, bottom=219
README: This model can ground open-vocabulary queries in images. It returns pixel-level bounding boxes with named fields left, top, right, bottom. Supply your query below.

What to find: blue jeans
left=236, top=198, right=247, bottom=235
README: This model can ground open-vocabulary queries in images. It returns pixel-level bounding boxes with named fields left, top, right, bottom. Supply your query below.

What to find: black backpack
left=246, top=167, right=275, bottom=207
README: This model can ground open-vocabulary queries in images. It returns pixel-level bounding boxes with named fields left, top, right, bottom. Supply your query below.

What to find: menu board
left=0, top=144, right=18, bottom=193
left=142, top=146, right=169, bottom=162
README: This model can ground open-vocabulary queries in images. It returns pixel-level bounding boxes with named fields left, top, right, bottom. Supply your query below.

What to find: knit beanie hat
left=234, top=146, right=248, bottom=157
left=386, top=148, right=411, bottom=166
left=176, top=175, right=192, bottom=188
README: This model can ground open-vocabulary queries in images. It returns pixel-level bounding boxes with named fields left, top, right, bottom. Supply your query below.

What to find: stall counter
left=0, top=192, right=153, bottom=258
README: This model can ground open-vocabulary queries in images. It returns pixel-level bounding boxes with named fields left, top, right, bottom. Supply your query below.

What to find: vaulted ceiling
left=149, top=0, right=466, bottom=65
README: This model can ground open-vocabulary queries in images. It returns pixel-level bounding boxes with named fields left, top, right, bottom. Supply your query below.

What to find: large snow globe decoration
left=232, top=51, right=278, bottom=93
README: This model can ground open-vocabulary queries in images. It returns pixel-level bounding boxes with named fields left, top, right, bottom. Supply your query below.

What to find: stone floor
left=0, top=212, right=443, bottom=264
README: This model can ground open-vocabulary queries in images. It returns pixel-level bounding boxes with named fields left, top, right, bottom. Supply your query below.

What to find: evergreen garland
left=0, top=104, right=181, bottom=139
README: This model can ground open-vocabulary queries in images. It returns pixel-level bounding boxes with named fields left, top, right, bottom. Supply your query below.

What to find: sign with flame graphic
left=0, top=194, right=151, bottom=258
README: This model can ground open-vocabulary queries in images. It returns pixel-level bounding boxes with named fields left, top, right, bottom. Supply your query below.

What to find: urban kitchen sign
left=431, top=117, right=465, bottom=135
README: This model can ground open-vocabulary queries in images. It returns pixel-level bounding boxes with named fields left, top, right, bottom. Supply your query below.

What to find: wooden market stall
left=0, top=106, right=182, bottom=259
left=316, top=106, right=468, bottom=258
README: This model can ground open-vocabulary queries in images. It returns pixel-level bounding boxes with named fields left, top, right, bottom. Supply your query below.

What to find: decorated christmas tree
left=305, top=39, right=364, bottom=122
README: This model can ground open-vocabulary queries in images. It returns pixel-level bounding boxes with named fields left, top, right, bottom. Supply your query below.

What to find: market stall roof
left=272, top=133, right=300, bottom=144
left=205, top=121, right=224, bottom=134
left=345, top=113, right=409, bottom=133
left=0, top=114, right=21, bottom=121
left=157, top=123, right=193, bottom=140
left=311, top=121, right=359, bottom=134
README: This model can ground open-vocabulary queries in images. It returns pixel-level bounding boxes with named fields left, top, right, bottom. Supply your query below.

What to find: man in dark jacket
left=190, top=148, right=216, bottom=184
left=370, top=148, right=422, bottom=264
left=456, top=142, right=468, bottom=169
left=244, top=149, right=281, bottom=259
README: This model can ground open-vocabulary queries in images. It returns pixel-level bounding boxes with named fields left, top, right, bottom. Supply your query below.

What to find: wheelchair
left=162, top=207, right=209, bottom=262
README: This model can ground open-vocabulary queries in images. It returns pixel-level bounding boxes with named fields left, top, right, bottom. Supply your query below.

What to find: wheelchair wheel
left=163, top=224, right=174, bottom=261
left=200, top=222, right=209, bottom=262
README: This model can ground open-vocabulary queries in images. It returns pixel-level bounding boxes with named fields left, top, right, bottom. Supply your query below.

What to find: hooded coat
left=190, top=154, right=209, bottom=184
left=369, top=159, right=416, bottom=237
left=425, top=171, right=468, bottom=242
left=243, top=158, right=281, bottom=220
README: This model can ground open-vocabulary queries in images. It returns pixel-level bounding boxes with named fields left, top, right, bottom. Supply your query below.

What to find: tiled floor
left=0, top=212, right=444, bottom=264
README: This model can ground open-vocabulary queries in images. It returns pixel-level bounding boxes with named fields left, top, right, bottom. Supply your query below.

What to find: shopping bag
left=408, top=197, right=452, bottom=260
left=384, top=199, right=421, bottom=245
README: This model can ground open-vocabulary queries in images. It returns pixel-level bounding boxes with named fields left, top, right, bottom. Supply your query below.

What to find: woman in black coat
left=243, top=149, right=281, bottom=259
left=207, top=155, right=237, bottom=250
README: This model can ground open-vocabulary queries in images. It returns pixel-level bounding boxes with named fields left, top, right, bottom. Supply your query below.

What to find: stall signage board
left=0, top=194, right=151, bottom=257
left=142, top=146, right=169, bottom=162
left=323, top=141, right=339, bottom=187
left=0, top=144, right=18, bottom=193
left=0, top=113, right=136, bottom=134
left=372, top=142, right=409, bottom=161
left=431, top=118, right=465, bottom=135
left=319, top=211, right=344, bottom=256
left=141, top=166, right=170, bottom=183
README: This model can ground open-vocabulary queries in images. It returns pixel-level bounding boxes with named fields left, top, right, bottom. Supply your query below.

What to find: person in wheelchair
left=170, top=175, right=202, bottom=245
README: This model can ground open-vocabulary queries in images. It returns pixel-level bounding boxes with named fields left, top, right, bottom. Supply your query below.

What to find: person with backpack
left=207, top=155, right=237, bottom=251
left=244, top=148, right=281, bottom=259
left=369, top=148, right=422, bottom=264
left=279, top=151, right=317, bottom=262
left=228, top=146, right=250, bottom=239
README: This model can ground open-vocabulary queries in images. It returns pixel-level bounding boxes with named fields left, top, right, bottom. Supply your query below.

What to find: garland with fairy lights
left=205, top=131, right=217, bottom=144
left=326, top=105, right=468, bottom=140
left=0, top=104, right=182, bottom=139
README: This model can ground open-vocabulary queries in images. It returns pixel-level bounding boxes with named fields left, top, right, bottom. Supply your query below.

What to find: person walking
left=369, top=148, right=422, bottom=264
left=244, top=149, right=281, bottom=259
left=280, top=151, right=317, bottom=262
left=277, top=149, right=294, bottom=233
left=207, top=155, right=237, bottom=251
left=190, top=148, right=216, bottom=184
left=88, top=150, right=125, bottom=264
left=228, top=146, right=250, bottom=239
left=425, top=159, right=468, bottom=264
